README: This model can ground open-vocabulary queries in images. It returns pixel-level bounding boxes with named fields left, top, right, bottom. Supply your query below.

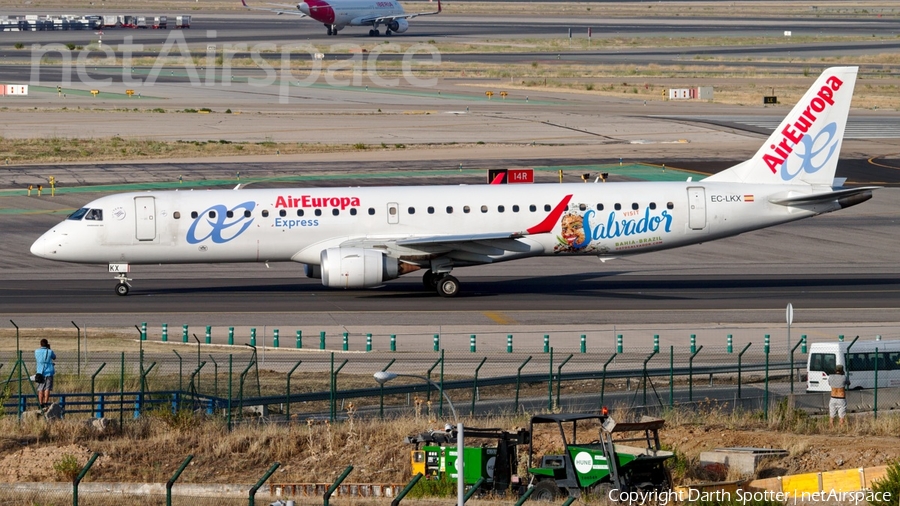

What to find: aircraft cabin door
left=387, top=202, right=399, bottom=224
left=134, top=196, right=157, bottom=241
left=687, top=187, right=707, bottom=230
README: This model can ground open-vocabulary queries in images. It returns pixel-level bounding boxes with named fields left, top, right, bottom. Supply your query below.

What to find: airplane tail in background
left=704, top=66, right=858, bottom=186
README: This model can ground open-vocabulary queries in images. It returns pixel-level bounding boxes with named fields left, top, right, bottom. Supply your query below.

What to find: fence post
left=653, top=334, right=659, bottom=353
left=391, top=473, right=423, bottom=506
left=250, top=328, right=256, bottom=347
left=296, top=330, right=302, bottom=349
left=73, top=452, right=100, bottom=506
left=320, top=331, right=326, bottom=350
left=764, top=334, right=770, bottom=420
left=248, top=462, right=280, bottom=506
left=472, top=357, right=487, bottom=416
left=166, top=455, right=194, bottom=506
left=434, top=334, right=440, bottom=352
left=514, top=356, right=532, bottom=412
left=801, top=334, right=807, bottom=353
left=286, top=361, right=301, bottom=422
left=391, top=334, right=397, bottom=352
left=141, top=322, right=147, bottom=341
left=323, top=465, right=354, bottom=506
left=367, top=333, right=373, bottom=352
left=689, top=346, right=703, bottom=402
left=555, top=354, right=573, bottom=409
left=273, top=329, right=280, bottom=348
left=616, top=334, right=623, bottom=353
left=90, top=363, right=106, bottom=418
left=162, top=323, right=168, bottom=342
left=343, top=332, right=348, bottom=351
left=600, top=353, right=617, bottom=406
left=508, top=335, right=513, bottom=353
left=182, top=324, right=188, bottom=343
left=330, top=354, right=348, bottom=422
left=469, top=334, right=476, bottom=353
left=228, top=326, right=234, bottom=346
left=790, top=338, right=804, bottom=394
left=641, top=351, right=658, bottom=405
left=669, top=346, right=674, bottom=407
left=690, top=334, right=696, bottom=354
left=580, top=334, right=586, bottom=353
left=727, top=334, right=733, bottom=353
left=205, top=325, right=211, bottom=344
left=738, top=343, right=752, bottom=399
left=543, top=334, right=550, bottom=353
left=547, top=347, right=554, bottom=411
left=379, top=359, right=395, bottom=419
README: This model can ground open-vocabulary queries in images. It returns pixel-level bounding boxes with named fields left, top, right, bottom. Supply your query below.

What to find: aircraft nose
left=30, top=229, right=59, bottom=259
left=297, top=2, right=310, bottom=15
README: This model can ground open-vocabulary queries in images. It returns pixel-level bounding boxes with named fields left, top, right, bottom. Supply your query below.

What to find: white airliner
left=31, top=67, right=877, bottom=297
left=241, top=0, right=441, bottom=36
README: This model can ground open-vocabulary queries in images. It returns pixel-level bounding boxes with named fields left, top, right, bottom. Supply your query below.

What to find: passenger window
left=68, top=208, right=89, bottom=220
left=529, top=205, right=536, bottom=212
left=408, top=207, right=415, bottom=215
left=332, top=208, right=339, bottom=216
left=481, top=205, right=488, bottom=213
left=596, top=204, right=604, bottom=211
left=209, top=210, right=217, bottom=219
left=632, top=203, right=639, bottom=210
left=498, top=205, right=505, bottom=213
left=262, top=210, right=269, bottom=217
left=579, top=204, right=586, bottom=211
left=315, top=209, right=322, bottom=216
left=463, top=206, right=470, bottom=214
left=244, top=210, right=252, bottom=218
left=650, top=202, right=657, bottom=210
left=85, top=209, right=103, bottom=221
left=279, top=210, right=286, bottom=217
left=614, top=203, right=621, bottom=211
left=227, top=210, right=234, bottom=218
left=446, top=206, right=453, bottom=214
left=512, top=205, right=519, bottom=212
left=667, top=202, right=674, bottom=210
left=350, top=208, right=357, bottom=216
left=368, top=208, right=375, bottom=215
left=191, top=211, right=198, bottom=219
left=428, top=206, right=435, bottom=214
left=544, top=204, right=551, bottom=212
left=173, top=212, right=181, bottom=219
left=297, top=209, right=304, bottom=217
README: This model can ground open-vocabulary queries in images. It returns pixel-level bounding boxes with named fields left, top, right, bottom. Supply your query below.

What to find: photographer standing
left=34, top=339, right=56, bottom=409
left=828, top=364, right=848, bottom=428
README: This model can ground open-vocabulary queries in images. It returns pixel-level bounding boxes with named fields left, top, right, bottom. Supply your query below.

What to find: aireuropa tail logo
left=762, top=74, right=845, bottom=181
left=187, top=202, right=256, bottom=244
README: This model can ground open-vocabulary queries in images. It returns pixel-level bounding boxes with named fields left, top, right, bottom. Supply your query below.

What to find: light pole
left=373, top=371, right=463, bottom=506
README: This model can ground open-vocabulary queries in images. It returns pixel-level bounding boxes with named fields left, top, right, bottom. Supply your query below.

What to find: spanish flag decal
left=744, top=195, right=755, bottom=202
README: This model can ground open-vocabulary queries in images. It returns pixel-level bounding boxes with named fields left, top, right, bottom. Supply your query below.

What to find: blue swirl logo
left=187, top=201, right=256, bottom=244
left=781, top=122, right=838, bottom=181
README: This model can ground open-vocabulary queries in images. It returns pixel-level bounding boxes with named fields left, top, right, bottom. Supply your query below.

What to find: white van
left=807, top=339, right=900, bottom=392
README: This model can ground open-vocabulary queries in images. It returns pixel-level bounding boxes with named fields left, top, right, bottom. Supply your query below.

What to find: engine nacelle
left=320, top=248, right=399, bottom=288
left=388, top=18, right=408, bottom=33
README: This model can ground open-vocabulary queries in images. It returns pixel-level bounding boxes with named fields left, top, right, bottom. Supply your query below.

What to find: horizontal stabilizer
left=768, top=186, right=878, bottom=207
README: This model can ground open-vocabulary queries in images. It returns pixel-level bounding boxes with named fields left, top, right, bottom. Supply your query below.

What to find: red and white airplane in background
left=241, top=0, right=441, bottom=36
left=31, top=68, right=878, bottom=298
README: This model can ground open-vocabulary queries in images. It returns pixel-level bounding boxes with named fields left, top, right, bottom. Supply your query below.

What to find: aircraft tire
left=369, top=29, right=375, bottom=36
left=436, top=275, right=459, bottom=298
left=374, top=29, right=380, bottom=36
left=385, top=29, right=392, bottom=36
left=115, top=283, right=129, bottom=296
left=422, top=270, right=438, bottom=289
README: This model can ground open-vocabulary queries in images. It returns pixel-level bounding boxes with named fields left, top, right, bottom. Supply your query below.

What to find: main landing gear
left=368, top=28, right=380, bottom=36
left=326, top=24, right=338, bottom=35
left=422, top=270, right=460, bottom=298
left=114, top=273, right=132, bottom=296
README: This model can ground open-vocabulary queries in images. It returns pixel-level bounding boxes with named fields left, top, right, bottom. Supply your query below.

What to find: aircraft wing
left=363, top=0, right=441, bottom=24
left=240, top=0, right=308, bottom=16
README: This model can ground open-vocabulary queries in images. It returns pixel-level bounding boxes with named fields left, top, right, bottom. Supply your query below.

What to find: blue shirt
left=35, top=347, right=56, bottom=377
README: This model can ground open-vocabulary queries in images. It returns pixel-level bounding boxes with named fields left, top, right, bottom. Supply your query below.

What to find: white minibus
left=806, top=339, right=900, bottom=392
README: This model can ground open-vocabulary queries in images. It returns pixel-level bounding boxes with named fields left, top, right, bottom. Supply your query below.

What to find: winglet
left=489, top=173, right=505, bottom=185
left=241, top=0, right=249, bottom=7
left=437, top=0, right=441, bottom=13
left=526, top=194, right=572, bottom=234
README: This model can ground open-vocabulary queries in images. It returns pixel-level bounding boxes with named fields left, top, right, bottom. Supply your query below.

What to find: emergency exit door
left=687, top=187, right=707, bottom=230
left=134, top=196, right=157, bottom=241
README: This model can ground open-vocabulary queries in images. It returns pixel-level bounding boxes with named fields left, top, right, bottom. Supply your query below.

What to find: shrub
left=870, top=460, right=900, bottom=506
left=354, top=143, right=367, bottom=150
left=409, top=474, right=456, bottom=498
left=53, top=454, right=81, bottom=482
left=14, top=42, right=24, bottom=49
left=65, top=43, right=76, bottom=50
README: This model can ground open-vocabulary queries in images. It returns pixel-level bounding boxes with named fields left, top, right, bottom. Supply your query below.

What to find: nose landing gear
left=114, top=273, right=132, bottom=296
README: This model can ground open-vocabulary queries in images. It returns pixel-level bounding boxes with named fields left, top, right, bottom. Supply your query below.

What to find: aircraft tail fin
left=704, top=66, right=858, bottom=186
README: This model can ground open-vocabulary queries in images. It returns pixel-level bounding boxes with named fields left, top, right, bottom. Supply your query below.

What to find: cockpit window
left=68, top=208, right=89, bottom=220
left=84, top=209, right=103, bottom=221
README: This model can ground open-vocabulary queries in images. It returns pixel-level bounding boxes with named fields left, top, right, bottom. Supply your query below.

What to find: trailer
left=135, top=16, right=148, bottom=28
left=101, top=15, right=122, bottom=28
left=175, top=15, right=190, bottom=28
left=153, top=15, right=167, bottom=29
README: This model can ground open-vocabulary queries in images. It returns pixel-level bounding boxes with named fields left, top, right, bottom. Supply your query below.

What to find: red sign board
left=507, top=168, right=534, bottom=184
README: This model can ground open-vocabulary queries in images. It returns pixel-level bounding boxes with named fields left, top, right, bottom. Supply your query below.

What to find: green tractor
left=527, top=413, right=674, bottom=501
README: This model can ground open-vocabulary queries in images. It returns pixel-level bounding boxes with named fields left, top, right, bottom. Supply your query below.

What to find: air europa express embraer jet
left=31, top=67, right=877, bottom=298
left=241, top=0, right=441, bottom=37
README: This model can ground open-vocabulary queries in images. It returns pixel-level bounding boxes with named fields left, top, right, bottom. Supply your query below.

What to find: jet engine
left=388, top=18, right=409, bottom=33
left=320, top=248, right=399, bottom=288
